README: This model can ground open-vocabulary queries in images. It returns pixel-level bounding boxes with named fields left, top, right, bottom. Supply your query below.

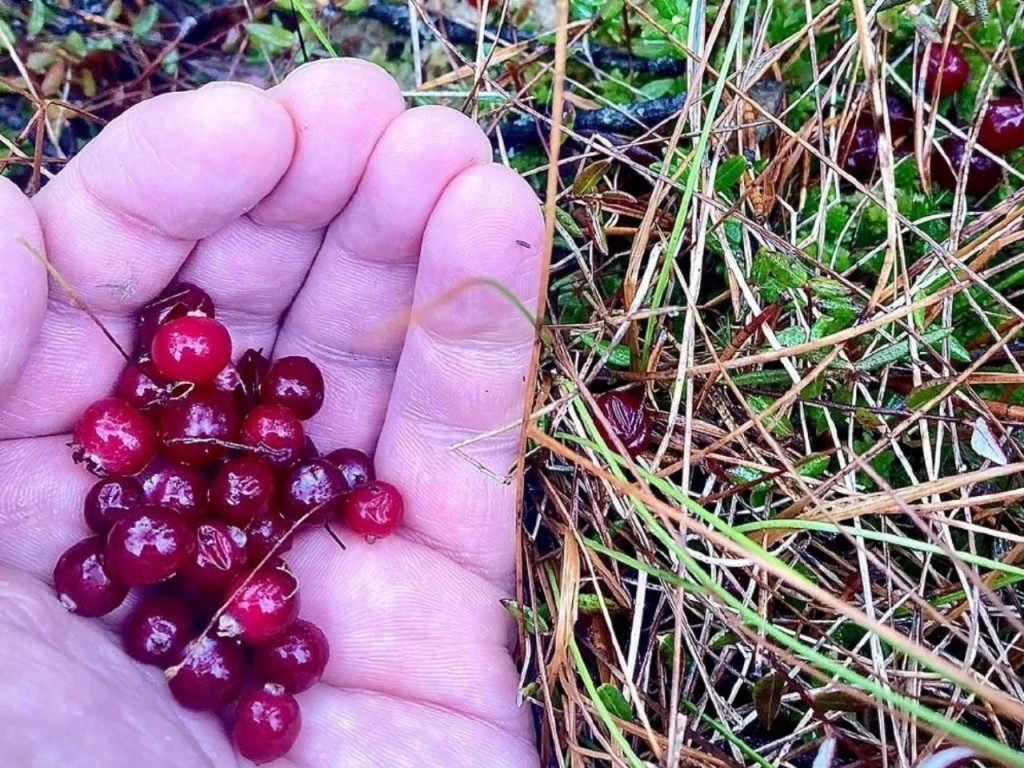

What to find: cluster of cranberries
left=840, top=41, right=1024, bottom=196
left=50, top=283, right=405, bottom=764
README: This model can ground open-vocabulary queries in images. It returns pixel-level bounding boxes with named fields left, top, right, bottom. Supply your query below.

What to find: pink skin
left=0, top=59, right=542, bottom=768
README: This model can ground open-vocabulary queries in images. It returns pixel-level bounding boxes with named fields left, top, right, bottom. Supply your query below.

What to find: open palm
left=0, top=59, right=541, bottom=767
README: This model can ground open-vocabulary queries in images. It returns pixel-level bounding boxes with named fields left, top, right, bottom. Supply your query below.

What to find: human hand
left=0, top=59, right=542, bottom=767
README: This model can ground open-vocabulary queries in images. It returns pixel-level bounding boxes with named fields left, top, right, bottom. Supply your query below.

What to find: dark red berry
left=240, top=404, right=305, bottom=468
left=884, top=94, right=914, bottom=138
left=324, top=448, right=374, bottom=491
left=122, top=595, right=193, bottom=667
left=233, top=684, right=302, bottom=764
left=299, top=435, right=320, bottom=460
left=235, top=348, right=271, bottom=413
left=83, top=477, right=142, bottom=535
left=135, top=456, right=208, bottom=522
left=71, top=397, right=158, bottom=477
left=158, top=389, right=241, bottom=466
left=931, top=136, right=1002, bottom=196
left=105, top=505, right=196, bottom=586
left=839, top=116, right=878, bottom=181
left=978, top=98, right=1024, bottom=155
left=52, top=537, right=129, bottom=617
left=342, top=480, right=404, bottom=540
left=219, top=564, right=300, bottom=644
left=252, top=619, right=330, bottom=693
left=116, top=358, right=180, bottom=412
left=923, top=42, right=970, bottom=98
left=212, top=362, right=242, bottom=394
left=244, top=514, right=294, bottom=562
left=210, top=456, right=277, bottom=527
left=167, top=635, right=246, bottom=711
left=280, top=459, right=346, bottom=525
left=260, top=356, right=325, bottom=420
left=137, top=282, right=215, bottom=352
left=151, top=316, right=233, bottom=385
left=179, top=520, right=248, bottom=593
left=594, top=390, right=651, bottom=457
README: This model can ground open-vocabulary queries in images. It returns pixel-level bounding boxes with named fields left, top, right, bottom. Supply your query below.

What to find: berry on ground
left=167, top=635, right=247, bottom=711
left=252, top=619, right=330, bottom=693
left=342, top=480, right=404, bottom=540
left=151, top=316, right=233, bottom=385
left=594, top=390, right=652, bottom=457
left=233, top=684, right=303, bottom=765
left=71, top=397, right=158, bottom=477
left=978, top=97, right=1024, bottom=155
left=931, top=136, right=1002, bottom=196
left=219, top=564, right=300, bottom=644
left=83, top=477, right=142, bottom=535
left=839, top=116, right=878, bottom=181
left=923, top=42, right=970, bottom=98
left=105, top=505, right=196, bottom=586
left=260, top=356, right=325, bottom=420
left=122, top=595, right=193, bottom=667
left=53, top=537, right=129, bottom=617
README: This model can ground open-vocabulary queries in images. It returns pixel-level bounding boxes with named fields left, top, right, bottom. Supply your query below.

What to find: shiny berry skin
left=167, top=635, right=246, bottom=711
left=158, top=389, right=241, bottom=466
left=840, top=117, right=877, bottom=181
left=219, top=565, right=300, bottom=644
left=137, top=282, right=215, bottom=351
left=136, top=457, right=208, bottom=522
left=241, top=404, right=306, bottom=468
left=252, top=619, right=330, bottom=693
left=884, top=94, right=914, bottom=138
left=233, top=684, right=303, bottom=764
left=924, top=43, right=970, bottom=98
left=212, top=362, right=242, bottom=394
left=342, top=480, right=404, bottom=540
left=52, top=537, right=129, bottom=617
left=978, top=98, right=1024, bottom=154
left=105, top=505, right=196, bottom=586
left=83, top=477, right=142, bottom=535
left=244, top=513, right=294, bottom=562
left=235, top=348, right=271, bottom=413
left=71, top=397, right=158, bottom=477
left=324, top=447, right=374, bottom=491
left=594, top=390, right=651, bottom=457
left=116, top=358, right=175, bottom=412
left=931, top=136, right=1002, bottom=196
left=151, top=316, right=233, bottom=385
left=299, top=435, right=320, bottom=460
left=260, top=356, right=325, bottom=420
left=122, top=595, right=193, bottom=667
left=179, top=520, right=248, bottom=593
left=211, top=456, right=277, bottom=527
left=280, top=459, right=346, bottom=525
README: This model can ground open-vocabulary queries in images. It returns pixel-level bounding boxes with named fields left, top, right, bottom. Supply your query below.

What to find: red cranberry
left=931, top=136, right=1002, bottom=196
left=235, top=348, right=271, bottom=413
left=210, top=456, right=277, bottom=527
left=212, top=362, right=242, bottom=394
left=595, top=390, right=651, bottom=457
left=115, top=358, right=178, bottom=412
left=884, top=94, right=914, bottom=138
left=151, top=316, right=233, bottom=385
left=167, top=635, right=246, bottom=711
left=158, top=389, right=241, bottom=466
left=219, top=564, right=300, bottom=644
left=324, top=447, right=374, bottom=491
left=137, top=282, right=215, bottom=351
left=341, top=480, right=404, bottom=540
left=923, top=42, right=970, bottom=98
left=233, top=684, right=302, bottom=764
left=978, top=98, right=1024, bottom=155
left=240, top=404, right=305, bottom=468
left=71, top=397, right=157, bottom=477
left=244, top=514, right=294, bottom=562
left=280, top=459, right=346, bottom=525
left=252, top=619, right=330, bottom=693
left=135, top=456, right=208, bottom=522
left=179, top=520, right=248, bottom=593
left=839, top=116, right=878, bottom=181
left=122, top=595, right=193, bottom=667
left=299, top=435, right=320, bottom=460
left=52, top=537, right=129, bottom=617
left=83, top=477, right=143, bottom=535
left=260, top=356, right=325, bottom=420
left=105, top=505, right=196, bottom=586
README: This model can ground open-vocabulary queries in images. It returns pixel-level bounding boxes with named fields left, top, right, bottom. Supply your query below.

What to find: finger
left=1, top=84, right=295, bottom=438
left=275, top=105, right=492, bottom=453
left=0, top=178, right=47, bottom=406
left=175, top=59, right=406, bottom=355
left=375, top=164, right=543, bottom=586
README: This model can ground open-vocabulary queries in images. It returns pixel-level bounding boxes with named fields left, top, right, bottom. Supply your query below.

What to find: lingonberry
left=884, top=94, right=914, bottom=139
left=233, top=684, right=303, bottom=765
left=210, top=456, right=277, bottom=527
left=252, top=619, right=330, bottom=693
left=137, top=282, right=215, bottom=352
left=52, top=537, right=129, bottom=617
left=342, top=480, right=404, bottom=540
left=158, top=389, right=241, bottom=466
left=931, top=136, right=1002, bottom=196
left=260, top=356, right=325, bottom=420
left=324, top=447, right=374, bottom=491
left=923, top=42, right=970, bottom=98
left=116, top=358, right=177, bottom=412
left=235, top=348, right=271, bottom=414
left=105, top=505, right=196, bottom=586
left=212, top=361, right=242, bottom=394
left=219, top=564, right=300, bottom=644
left=978, top=97, right=1024, bottom=155
left=151, top=316, right=233, bottom=385
left=244, top=513, right=294, bottom=562
left=240, top=404, right=305, bottom=468
left=83, top=477, right=143, bottom=535
left=136, top=456, right=208, bottom=522
left=167, top=635, right=246, bottom=711
left=71, top=397, right=158, bottom=477
left=280, top=459, right=346, bottom=525
left=122, top=595, right=193, bottom=667
left=300, top=435, right=320, bottom=460
left=594, top=390, right=651, bottom=457
left=839, top=116, right=878, bottom=181
left=179, top=520, right=248, bottom=593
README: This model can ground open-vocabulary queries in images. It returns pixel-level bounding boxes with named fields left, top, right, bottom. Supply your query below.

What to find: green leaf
left=577, top=593, right=613, bottom=614
left=855, top=327, right=953, bottom=372
left=554, top=206, right=583, bottom=238
left=774, top=327, right=808, bottom=347
left=244, top=21, right=296, bottom=52
left=905, top=380, right=952, bottom=412
left=715, top=155, right=747, bottom=192
left=132, top=4, right=161, bottom=37
left=501, top=600, right=550, bottom=633
left=796, top=453, right=830, bottom=478
left=596, top=684, right=632, bottom=720
left=572, top=160, right=611, bottom=196
left=753, top=672, right=785, bottom=729
left=578, top=333, right=631, bottom=368
left=814, top=690, right=867, bottom=712
left=28, top=0, right=47, bottom=36
left=63, top=32, right=88, bottom=58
